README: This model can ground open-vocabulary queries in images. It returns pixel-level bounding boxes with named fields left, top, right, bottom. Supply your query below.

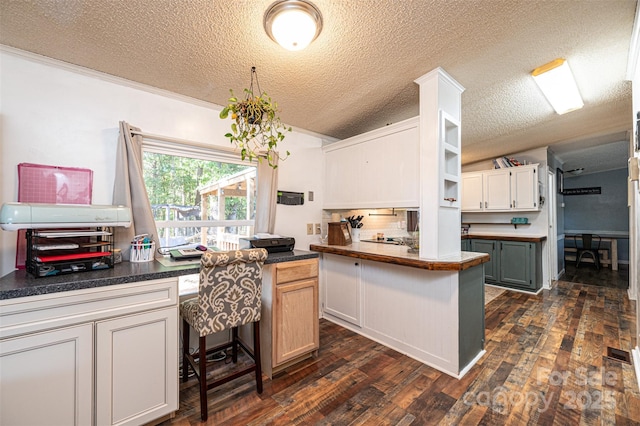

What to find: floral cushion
left=180, top=248, right=268, bottom=336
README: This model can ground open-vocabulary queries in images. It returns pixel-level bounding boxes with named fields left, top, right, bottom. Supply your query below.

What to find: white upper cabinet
left=510, top=166, right=538, bottom=210
left=323, top=117, right=419, bottom=209
left=461, top=172, right=484, bottom=211
left=461, top=164, right=540, bottom=212
left=484, top=169, right=512, bottom=210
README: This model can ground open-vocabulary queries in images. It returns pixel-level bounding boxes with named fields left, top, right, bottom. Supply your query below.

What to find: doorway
left=547, top=169, right=558, bottom=282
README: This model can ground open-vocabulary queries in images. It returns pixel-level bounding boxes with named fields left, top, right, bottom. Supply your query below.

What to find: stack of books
left=493, top=156, right=527, bottom=169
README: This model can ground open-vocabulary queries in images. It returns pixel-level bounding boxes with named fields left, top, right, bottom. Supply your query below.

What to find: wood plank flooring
left=161, top=280, right=639, bottom=425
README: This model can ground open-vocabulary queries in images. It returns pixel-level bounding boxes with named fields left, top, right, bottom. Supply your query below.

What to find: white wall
left=0, top=48, right=326, bottom=277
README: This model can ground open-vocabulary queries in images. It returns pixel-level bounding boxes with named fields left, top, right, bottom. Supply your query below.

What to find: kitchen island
left=310, top=242, right=489, bottom=378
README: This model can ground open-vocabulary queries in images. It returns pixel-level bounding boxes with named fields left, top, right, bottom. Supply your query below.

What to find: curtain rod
left=130, top=130, right=242, bottom=155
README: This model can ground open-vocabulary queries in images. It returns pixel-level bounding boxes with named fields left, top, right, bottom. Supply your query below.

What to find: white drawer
left=0, top=278, right=178, bottom=339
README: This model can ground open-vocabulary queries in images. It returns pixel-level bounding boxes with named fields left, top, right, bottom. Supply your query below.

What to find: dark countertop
left=0, top=250, right=318, bottom=300
left=310, top=242, right=488, bottom=271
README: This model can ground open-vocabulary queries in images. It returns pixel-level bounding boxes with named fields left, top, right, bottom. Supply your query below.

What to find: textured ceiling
left=0, top=0, right=636, bottom=172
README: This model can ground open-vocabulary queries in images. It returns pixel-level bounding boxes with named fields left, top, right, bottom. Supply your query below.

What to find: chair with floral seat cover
left=180, top=248, right=268, bottom=421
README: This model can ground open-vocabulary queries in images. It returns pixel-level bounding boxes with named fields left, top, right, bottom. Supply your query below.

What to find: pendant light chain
left=248, top=66, right=263, bottom=100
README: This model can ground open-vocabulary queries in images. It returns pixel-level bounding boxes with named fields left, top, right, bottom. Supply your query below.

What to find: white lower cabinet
left=0, top=278, right=179, bottom=426
left=0, top=323, right=94, bottom=426
left=322, top=254, right=362, bottom=327
left=96, top=307, right=178, bottom=426
left=320, top=253, right=485, bottom=377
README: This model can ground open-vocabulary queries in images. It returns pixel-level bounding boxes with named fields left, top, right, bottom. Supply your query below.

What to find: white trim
left=322, top=116, right=419, bottom=152
left=0, top=44, right=338, bottom=143
left=0, top=45, right=220, bottom=110
left=626, top=0, right=640, bottom=80
left=632, top=347, right=640, bottom=391
left=155, top=220, right=252, bottom=228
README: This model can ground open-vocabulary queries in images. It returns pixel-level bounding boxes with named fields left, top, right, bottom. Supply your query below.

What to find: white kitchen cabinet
left=325, top=144, right=360, bottom=208
left=322, top=254, right=362, bottom=326
left=484, top=169, right=512, bottom=210
left=323, top=117, right=419, bottom=209
left=510, top=165, right=538, bottom=210
left=461, top=164, right=540, bottom=212
left=461, top=172, right=484, bottom=211
left=96, top=307, right=178, bottom=426
left=318, top=251, right=486, bottom=378
left=0, top=278, right=179, bottom=426
left=0, top=323, right=94, bottom=426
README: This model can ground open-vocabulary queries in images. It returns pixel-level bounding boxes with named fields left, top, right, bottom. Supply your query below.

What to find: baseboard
left=632, top=347, right=640, bottom=392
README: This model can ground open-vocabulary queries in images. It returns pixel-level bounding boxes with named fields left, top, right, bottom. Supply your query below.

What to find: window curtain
left=112, top=121, right=159, bottom=260
left=255, top=157, right=278, bottom=234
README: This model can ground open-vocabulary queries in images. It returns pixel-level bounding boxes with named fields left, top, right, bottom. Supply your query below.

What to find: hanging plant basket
left=219, top=67, right=291, bottom=168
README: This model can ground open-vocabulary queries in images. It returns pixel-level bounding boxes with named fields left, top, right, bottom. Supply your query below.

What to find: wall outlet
left=315, top=223, right=321, bottom=234
left=306, top=223, right=313, bottom=235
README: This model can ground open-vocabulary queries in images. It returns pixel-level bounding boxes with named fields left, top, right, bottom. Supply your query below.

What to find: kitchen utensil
left=402, top=236, right=419, bottom=253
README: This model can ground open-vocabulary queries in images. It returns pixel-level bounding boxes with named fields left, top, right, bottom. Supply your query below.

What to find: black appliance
left=239, top=237, right=295, bottom=253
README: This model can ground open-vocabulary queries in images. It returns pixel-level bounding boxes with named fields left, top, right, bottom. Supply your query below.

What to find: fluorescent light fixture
left=264, top=0, right=323, bottom=51
left=532, top=58, right=584, bottom=115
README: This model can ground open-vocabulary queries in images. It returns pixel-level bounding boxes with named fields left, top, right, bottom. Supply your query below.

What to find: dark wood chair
left=179, top=248, right=268, bottom=421
left=571, top=234, right=601, bottom=269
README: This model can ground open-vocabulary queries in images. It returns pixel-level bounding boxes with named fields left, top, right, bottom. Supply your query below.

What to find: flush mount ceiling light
left=532, top=58, right=584, bottom=115
left=264, top=0, right=323, bottom=51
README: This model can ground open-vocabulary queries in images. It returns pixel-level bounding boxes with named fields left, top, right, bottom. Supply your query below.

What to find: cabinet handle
left=513, top=200, right=516, bottom=208
left=479, top=202, right=482, bottom=208
left=444, top=197, right=456, bottom=202
left=484, top=201, right=488, bottom=208
left=354, top=262, right=359, bottom=266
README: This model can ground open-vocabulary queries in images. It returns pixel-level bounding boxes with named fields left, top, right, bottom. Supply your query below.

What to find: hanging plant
left=219, top=67, right=291, bottom=168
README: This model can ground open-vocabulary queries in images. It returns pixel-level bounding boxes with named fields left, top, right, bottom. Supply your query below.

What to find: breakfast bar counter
left=310, top=242, right=488, bottom=379
left=310, top=241, right=489, bottom=270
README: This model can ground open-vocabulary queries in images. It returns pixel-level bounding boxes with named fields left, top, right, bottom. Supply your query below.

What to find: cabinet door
left=0, top=324, right=93, bottom=426
left=461, top=172, right=484, bottom=211
left=511, top=166, right=538, bottom=210
left=499, top=241, right=534, bottom=289
left=324, top=144, right=361, bottom=209
left=484, top=169, right=512, bottom=210
left=360, top=126, right=419, bottom=208
left=95, top=307, right=178, bottom=426
left=322, top=254, right=362, bottom=326
left=274, top=279, right=319, bottom=365
left=471, top=239, right=498, bottom=282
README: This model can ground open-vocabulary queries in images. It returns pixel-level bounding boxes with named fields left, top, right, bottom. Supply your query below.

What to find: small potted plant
left=219, top=68, right=291, bottom=168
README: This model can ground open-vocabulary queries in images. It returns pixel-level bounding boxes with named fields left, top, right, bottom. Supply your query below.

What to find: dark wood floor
left=561, top=262, right=629, bottom=290
left=161, top=280, right=639, bottom=425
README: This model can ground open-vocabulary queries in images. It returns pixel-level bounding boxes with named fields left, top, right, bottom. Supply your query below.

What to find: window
left=142, top=147, right=256, bottom=251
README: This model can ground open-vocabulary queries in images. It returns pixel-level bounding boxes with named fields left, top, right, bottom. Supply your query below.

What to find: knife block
left=328, top=222, right=352, bottom=245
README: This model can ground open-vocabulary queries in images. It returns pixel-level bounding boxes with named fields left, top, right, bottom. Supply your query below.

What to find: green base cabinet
left=470, top=238, right=541, bottom=291
left=470, top=239, right=498, bottom=282
left=461, top=238, right=471, bottom=251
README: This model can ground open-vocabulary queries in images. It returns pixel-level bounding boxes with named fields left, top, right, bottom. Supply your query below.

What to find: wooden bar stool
left=180, top=248, right=268, bottom=421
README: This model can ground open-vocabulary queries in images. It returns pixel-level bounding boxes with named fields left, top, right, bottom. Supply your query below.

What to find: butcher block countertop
left=309, top=241, right=488, bottom=271
left=461, top=234, right=547, bottom=242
